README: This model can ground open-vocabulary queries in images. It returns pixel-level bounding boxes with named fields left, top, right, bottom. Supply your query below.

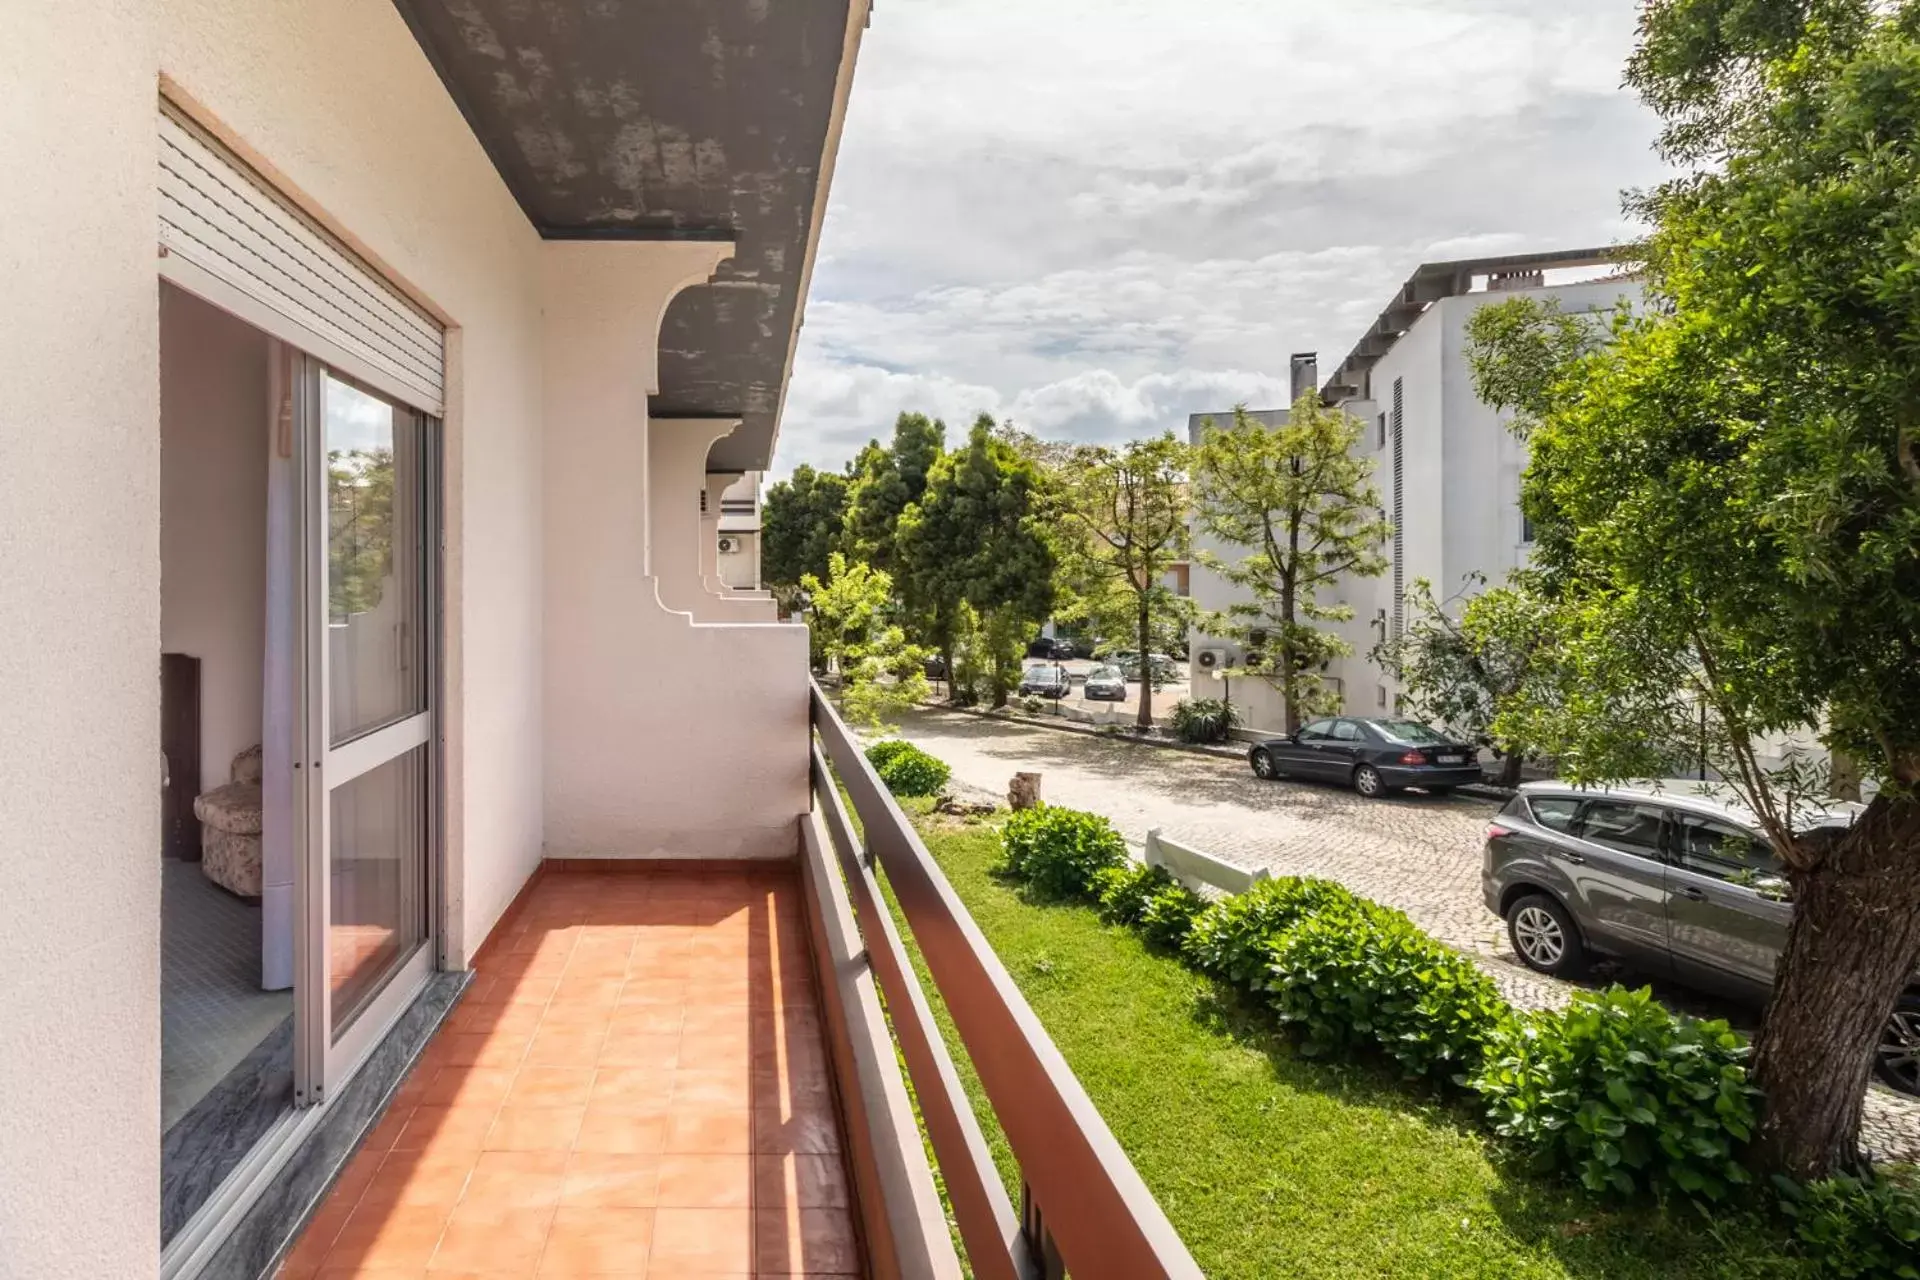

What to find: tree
left=841, top=412, right=945, bottom=575
left=1460, top=0, right=1920, bottom=1180
left=761, top=465, right=849, bottom=600
left=900, top=415, right=1056, bottom=707
left=1191, top=397, right=1390, bottom=733
left=1057, top=434, right=1190, bottom=729
left=799, top=552, right=928, bottom=727
left=1372, top=574, right=1555, bottom=787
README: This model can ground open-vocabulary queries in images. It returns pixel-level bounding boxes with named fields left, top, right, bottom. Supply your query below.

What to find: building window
left=1376, top=411, right=1386, bottom=450
left=1521, top=511, right=1535, bottom=545
left=1377, top=684, right=1388, bottom=708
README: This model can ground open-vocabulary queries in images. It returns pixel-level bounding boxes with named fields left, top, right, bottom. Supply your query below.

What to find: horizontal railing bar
left=798, top=806, right=962, bottom=1280
left=811, top=746, right=1031, bottom=1280
left=811, top=683, right=1203, bottom=1280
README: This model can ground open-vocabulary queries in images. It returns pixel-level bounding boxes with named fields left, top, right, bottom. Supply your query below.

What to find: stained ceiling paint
left=393, top=0, right=855, bottom=470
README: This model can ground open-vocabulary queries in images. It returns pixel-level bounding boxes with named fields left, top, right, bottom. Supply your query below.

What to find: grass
left=881, top=797, right=1814, bottom=1280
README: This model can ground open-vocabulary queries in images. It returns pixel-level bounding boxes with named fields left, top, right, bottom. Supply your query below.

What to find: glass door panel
left=323, top=374, right=426, bottom=744
left=301, top=360, right=437, bottom=1095
left=329, top=744, right=429, bottom=1038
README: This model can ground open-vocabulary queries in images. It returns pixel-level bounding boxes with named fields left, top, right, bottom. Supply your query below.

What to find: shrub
left=1168, top=697, right=1241, bottom=744
left=864, top=739, right=916, bottom=770
left=1091, top=862, right=1164, bottom=926
left=1183, top=876, right=1361, bottom=989
left=1265, top=899, right=1508, bottom=1084
left=1020, top=695, right=1045, bottom=715
left=1138, top=880, right=1208, bottom=950
left=1471, top=986, right=1757, bottom=1203
left=1780, top=1171, right=1920, bottom=1279
left=998, top=806, right=1127, bottom=900
left=865, top=741, right=951, bottom=797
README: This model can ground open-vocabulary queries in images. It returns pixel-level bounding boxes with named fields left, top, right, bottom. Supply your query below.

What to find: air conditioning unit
left=1196, top=648, right=1225, bottom=673
left=717, top=536, right=741, bottom=555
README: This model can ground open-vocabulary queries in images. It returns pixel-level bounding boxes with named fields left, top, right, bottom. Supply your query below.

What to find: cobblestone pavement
left=891, top=707, right=1920, bottom=1163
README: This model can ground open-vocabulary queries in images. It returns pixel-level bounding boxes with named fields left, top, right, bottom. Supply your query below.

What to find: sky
left=769, top=0, right=1672, bottom=480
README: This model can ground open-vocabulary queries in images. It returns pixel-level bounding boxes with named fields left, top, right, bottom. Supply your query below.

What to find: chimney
left=1289, top=351, right=1318, bottom=403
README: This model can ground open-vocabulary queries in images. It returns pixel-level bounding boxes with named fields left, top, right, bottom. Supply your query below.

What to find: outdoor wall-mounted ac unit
left=717, top=536, right=741, bottom=555
left=1195, top=648, right=1235, bottom=673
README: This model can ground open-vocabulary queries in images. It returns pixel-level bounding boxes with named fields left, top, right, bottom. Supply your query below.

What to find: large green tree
left=842, top=411, right=945, bottom=575
left=800, top=552, right=928, bottom=726
left=760, top=464, right=849, bottom=599
left=1191, top=397, right=1390, bottom=733
left=1057, top=434, right=1191, bottom=729
left=899, top=415, right=1055, bottom=707
left=1466, top=0, right=1920, bottom=1179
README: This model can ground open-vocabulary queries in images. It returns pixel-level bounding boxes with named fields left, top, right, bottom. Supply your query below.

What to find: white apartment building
left=1187, top=251, right=1638, bottom=733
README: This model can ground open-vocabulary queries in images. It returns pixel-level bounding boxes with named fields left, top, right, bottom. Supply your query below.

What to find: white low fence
left=1143, top=828, right=1269, bottom=896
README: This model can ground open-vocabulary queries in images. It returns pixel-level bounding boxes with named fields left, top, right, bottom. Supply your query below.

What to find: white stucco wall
left=161, top=0, right=551, bottom=966
left=0, top=2, right=162, bottom=1274
left=160, top=284, right=270, bottom=791
left=717, top=532, right=761, bottom=590
left=3, top=4, right=553, bottom=1270
left=542, top=245, right=810, bottom=863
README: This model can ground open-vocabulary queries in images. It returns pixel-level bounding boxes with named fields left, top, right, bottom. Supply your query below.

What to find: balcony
left=275, top=685, right=1198, bottom=1278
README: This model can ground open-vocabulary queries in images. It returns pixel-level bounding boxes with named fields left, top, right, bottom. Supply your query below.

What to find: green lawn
left=885, top=799, right=1812, bottom=1280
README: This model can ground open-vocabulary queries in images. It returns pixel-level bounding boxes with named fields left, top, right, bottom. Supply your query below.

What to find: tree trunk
left=1498, top=751, right=1524, bottom=788
left=941, top=642, right=957, bottom=704
left=1751, top=794, right=1920, bottom=1179
left=1279, top=582, right=1300, bottom=735
left=1135, top=597, right=1153, bottom=729
left=990, top=651, right=1009, bottom=709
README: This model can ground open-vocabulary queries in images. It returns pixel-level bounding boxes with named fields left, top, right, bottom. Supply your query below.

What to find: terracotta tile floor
left=278, top=866, right=861, bottom=1278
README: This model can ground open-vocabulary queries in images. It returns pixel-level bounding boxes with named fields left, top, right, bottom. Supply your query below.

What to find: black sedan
left=1018, top=663, right=1073, bottom=699
left=1248, top=717, right=1482, bottom=798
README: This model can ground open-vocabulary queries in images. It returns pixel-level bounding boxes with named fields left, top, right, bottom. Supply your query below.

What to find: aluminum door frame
left=293, top=355, right=443, bottom=1105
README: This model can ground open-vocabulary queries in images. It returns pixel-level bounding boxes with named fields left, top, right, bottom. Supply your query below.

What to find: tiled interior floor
left=278, top=865, right=860, bottom=1278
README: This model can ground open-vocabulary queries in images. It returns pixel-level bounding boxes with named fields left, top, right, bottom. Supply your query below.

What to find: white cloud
left=772, top=0, right=1669, bottom=477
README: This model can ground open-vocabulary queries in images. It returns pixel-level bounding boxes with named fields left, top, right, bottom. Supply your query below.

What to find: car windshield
left=1374, top=719, right=1448, bottom=744
left=1025, top=664, right=1063, bottom=679
left=1088, top=665, right=1122, bottom=680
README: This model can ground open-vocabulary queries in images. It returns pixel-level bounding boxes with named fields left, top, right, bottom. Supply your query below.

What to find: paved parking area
left=889, top=707, right=1920, bottom=1161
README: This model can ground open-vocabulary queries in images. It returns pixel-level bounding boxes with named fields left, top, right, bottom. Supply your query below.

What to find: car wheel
left=1353, top=764, right=1388, bottom=798
left=1875, top=993, right=1920, bottom=1096
left=1507, top=893, right=1588, bottom=978
left=1250, top=748, right=1277, bottom=780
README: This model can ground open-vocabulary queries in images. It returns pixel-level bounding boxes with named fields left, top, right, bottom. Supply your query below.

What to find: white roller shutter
left=157, top=102, right=445, bottom=415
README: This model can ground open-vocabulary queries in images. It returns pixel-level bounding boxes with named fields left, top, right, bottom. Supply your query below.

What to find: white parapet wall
left=542, top=243, right=810, bottom=862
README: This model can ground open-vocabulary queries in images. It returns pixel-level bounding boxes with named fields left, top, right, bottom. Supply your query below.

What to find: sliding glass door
left=297, top=360, right=438, bottom=1098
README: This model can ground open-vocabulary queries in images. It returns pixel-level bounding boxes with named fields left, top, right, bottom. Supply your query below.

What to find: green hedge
left=1782, top=1171, right=1920, bottom=1279
left=997, top=805, right=1127, bottom=899
left=864, top=739, right=951, bottom=798
left=1473, top=987, right=1758, bottom=1202
left=1266, top=899, right=1508, bottom=1085
left=1182, top=876, right=1359, bottom=988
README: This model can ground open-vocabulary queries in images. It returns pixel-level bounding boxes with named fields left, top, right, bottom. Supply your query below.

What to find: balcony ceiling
left=393, top=0, right=859, bottom=471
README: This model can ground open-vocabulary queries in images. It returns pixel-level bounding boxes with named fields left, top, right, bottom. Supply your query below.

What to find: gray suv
left=1482, top=780, right=1920, bottom=1095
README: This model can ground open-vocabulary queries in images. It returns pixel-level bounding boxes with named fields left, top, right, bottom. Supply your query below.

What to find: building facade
left=1185, top=252, right=1638, bottom=733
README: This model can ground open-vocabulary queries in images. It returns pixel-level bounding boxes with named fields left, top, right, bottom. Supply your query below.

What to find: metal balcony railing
left=800, top=681, right=1202, bottom=1280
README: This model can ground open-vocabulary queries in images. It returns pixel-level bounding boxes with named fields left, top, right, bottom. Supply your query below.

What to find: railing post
left=1019, top=1181, right=1065, bottom=1280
